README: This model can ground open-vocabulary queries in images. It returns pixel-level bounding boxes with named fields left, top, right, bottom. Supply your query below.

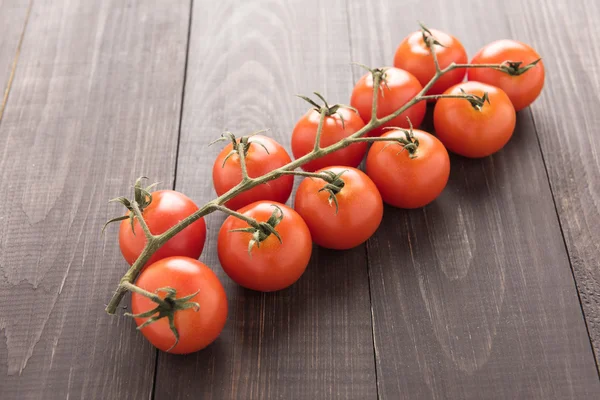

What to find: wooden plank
left=153, top=1, right=377, bottom=399
left=347, top=0, right=600, bottom=398
left=0, top=0, right=189, bottom=398
left=0, top=0, right=31, bottom=120
left=505, top=0, right=600, bottom=366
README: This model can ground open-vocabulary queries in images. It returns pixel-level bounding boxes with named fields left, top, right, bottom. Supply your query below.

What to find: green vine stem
left=105, top=24, right=515, bottom=315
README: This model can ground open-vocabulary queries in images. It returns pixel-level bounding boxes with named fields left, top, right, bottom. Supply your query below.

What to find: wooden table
left=1, top=0, right=599, bottom=399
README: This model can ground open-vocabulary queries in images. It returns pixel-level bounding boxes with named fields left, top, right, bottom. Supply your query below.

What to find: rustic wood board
left=1, top=0, right=599, bottom=399
left=0, top=0, right=189, bottom=398
left=346, top=0, right=600, bottom=398
left=505, top=0, right=600, bottom=365
left=152, top=0, right=378, bottom=399
left=0, top=0, right=31, bottom=120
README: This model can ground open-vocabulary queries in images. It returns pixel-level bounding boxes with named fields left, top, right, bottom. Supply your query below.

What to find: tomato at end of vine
left=217, top=201, right=312, bottom=292
left=131, top=257, right=228, bottom=354
left=468, top=39, right=544, bottom=111
left=119, top=190, right=206, bottom=268
left=433, top=81, right=516, bottom=158
left=350, top=67, right=426, bottom=137
left=292, top=107, right=367, bottom=172
left=294, top=166, right=383, bottom=250
left=212, top=135, right=294, bottom=211
left=366, top=129, right=450, bottom=209
left=394, top=29, right=468, bottom=97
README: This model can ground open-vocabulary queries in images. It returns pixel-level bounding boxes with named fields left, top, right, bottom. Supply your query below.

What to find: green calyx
left=297, top=92, right=357, bottom=129
left=210, top=130, right=270, bottom=167
left=500, top=59, right=542, bottom=76
left=125, top=286, right=200, bottom=353
left=317, top=170, right=348, bottom=213
left=459, top=88, right=491, bottom=111
left=230, top=204, right=284, bottom=255
left=352, top=63, right=390, bottom=93
left=102, top=176, right=158, bottom=235
left=382, top=118, right=420, bottom=158
left=419, top=22, right=446, bottom=48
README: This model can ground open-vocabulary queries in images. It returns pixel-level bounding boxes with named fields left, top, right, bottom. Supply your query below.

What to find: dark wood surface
left=0, top=0, right=599, bottom=399
left=506, top=0, right=600, bottom=366
left=0, top=0, right=30, bottom=120
left=0, top=0, right=189, bottom=398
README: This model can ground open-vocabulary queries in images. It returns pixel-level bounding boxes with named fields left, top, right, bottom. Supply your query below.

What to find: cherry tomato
left=213, top=135, right=293, bottom=210
left=292, top=108, right=367, bottom=172
left=294, top=166, right=383, bottom=250
left=131, top=257, right=228, bottom=354
left=218, top=201, right=312, bottom=292
left=468, top=40, right=544, bottom=111
left=394, top=29, right=467, bottom=96
left=350, top=67, right=426, bottom=136
left=366, top=129, right=450, bottom=208
left=119, top=190, right=206, bottom=267
left=433, top=81, right=516, bottom=158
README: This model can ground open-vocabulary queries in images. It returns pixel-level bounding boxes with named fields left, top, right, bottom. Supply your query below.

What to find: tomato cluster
left=113, top=27, right=544, bottom=354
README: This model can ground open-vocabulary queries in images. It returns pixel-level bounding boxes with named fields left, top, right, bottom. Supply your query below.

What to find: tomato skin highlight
left=212, top=135, right=294, bottom=210
left=131, top=257, right=228, bottom=354
left=433, top=81, right=516, bottom=158
left=366, top=129, right=450, bottom=209
left=217, top=201, right=312, bottom=292
left=350, top=67, right=426, bottom=136
left=294, top=166, right=383, bottom=250
left=119, top=190, right=206, bottom=267
left=394, top=29, right=467, bottom=96
left=468, top=40, right=544, bottom=111
left=292, top=108, right=367, bottom=172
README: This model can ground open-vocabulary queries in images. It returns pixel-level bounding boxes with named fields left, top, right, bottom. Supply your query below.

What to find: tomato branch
left=104, top=23, right=510, bottom=316
left=420, top=23, right=443, bottom=73
left=131, top=201, right=155, bottom=240
left=213, top=204, right=261, bottom=229
left=313, top=108, right=328, bottom=152
left=121, top=281, right=169, bottom=308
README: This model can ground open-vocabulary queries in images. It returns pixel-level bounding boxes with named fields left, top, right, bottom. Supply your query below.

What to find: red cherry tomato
left=350, top=67, right=426, bottom=136
left=131, top=257, right=228, bottom=354
left=433, top=81, right=516, bottom=158
left=119, top=190, right=206, bottom=267
left=217, top=202, right=312, bottom=292
left=394, top=29, right=467, bottom=96
left=292, top=108, right=367, bottom=172
left=294, top=167, right=383, bottom=250
left=213, top=135, right=293, bottom=210
left=366, top=129, right=450, bottom=208
left=468, top=40, right=544, bottom=111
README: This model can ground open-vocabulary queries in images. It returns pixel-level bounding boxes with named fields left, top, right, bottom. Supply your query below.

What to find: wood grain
left=0, top=0, right=189, bottom=398
left=153, top=0, right=377, bottom=399
left=0, top=0, right=31, bottom=120
left=504, top=0, right=600, bottom=366
left=346, top=0, right=600, bottom=398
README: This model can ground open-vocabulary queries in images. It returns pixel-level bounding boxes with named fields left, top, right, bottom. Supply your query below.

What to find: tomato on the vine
left=294, top=166, right=383, bottom=250
left=394, top=29, right=467, bottom=96
left=292, top=107, right=367, bottom=172
left=131, top=256, right=228, bottom=354
left=218, top=201, right=312, bottom=292
left=213, top=135, right=293, bottom=211
left=366, top=129, right=450, bottom=209
left=433, top=81, right=516, bottom=158
left=119, top=190, right=206, bottom=267
left=350, top=67, right=426, bottom=136
left=468, top=40, right=544, bottom=111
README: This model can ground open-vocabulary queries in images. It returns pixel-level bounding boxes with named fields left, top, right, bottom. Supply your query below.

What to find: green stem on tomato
left=312, top=108, right=329, bottom=152
left=213, top=204, right=261, bottom=229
